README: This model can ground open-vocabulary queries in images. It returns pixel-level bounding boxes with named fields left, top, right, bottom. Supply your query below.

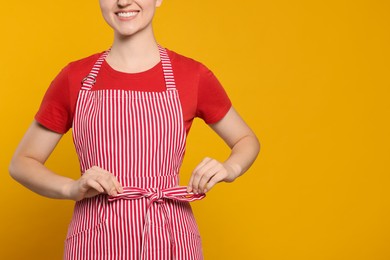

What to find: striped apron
left=64, top=46, right=205, bottom=260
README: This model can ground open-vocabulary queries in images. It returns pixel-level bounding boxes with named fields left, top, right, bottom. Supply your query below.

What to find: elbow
left=256, top=135, right=261, bottom=152
left=9, top=157, right=19, bottom=180
left=231, top=132, right=261, bottom=156
left=253, top=133, right=261, bottom=157
left=9, top=154, right=24, bottom=182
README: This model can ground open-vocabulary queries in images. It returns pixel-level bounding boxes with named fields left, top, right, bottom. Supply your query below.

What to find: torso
left=64, top=46, right=204, bottom=260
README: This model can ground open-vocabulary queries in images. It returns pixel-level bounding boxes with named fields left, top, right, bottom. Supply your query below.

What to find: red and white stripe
left=65, top=46, right=205, bottom=259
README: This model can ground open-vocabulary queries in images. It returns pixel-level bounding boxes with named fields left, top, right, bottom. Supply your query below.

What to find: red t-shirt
left=35, top=49, right=232, bottom=134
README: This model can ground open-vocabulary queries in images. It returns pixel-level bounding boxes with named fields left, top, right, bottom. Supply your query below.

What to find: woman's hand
left=186, top=107, right=260, bottom=194
left=64, top=166, right=123, bottom=201
left=187, top=157, right=241, bottom=194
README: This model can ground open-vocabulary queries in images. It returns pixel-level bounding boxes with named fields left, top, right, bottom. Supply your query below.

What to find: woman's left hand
left=187, top=157, right=240, bottom=194
left=186, top=107, right=260, bottom=194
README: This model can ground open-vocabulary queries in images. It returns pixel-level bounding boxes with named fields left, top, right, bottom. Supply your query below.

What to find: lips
left=116, top=11, right=139, bottom=18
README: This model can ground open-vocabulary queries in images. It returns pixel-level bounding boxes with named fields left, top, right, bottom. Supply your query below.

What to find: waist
left=108, top=175, right=180, bottom=190
left=108, top=186, right=205, bottom=203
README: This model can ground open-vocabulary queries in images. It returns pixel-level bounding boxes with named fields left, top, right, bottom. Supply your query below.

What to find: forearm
left=9, top=156, right=75, bottom=200
left=223, top=134, right=260, bottom=180
left=187, top=133, right=260, bottom=193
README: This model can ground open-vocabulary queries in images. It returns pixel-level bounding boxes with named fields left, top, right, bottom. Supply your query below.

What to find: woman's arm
left=9, top=120, right=122, bottom=201
left=187, top=107, right=260, bottom=194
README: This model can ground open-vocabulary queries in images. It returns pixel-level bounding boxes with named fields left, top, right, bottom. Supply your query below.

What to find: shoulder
left=166, top=48, right=211, bottom=74
left=68, top=52, right=102, bottom=68
left=166, top=49, right=199, bottom=66
left=167, top=49, right=205, bottom=70
left=64, top=52, right=103, bottom=81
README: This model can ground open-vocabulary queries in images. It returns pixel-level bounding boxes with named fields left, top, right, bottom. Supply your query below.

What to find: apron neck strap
left=158, top=45, right=176, bottom=91
left=81, top=45, right=176, bottom=91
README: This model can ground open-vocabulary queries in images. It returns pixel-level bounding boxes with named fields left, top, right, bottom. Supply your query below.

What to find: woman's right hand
left=9, top=121, right=123, bottom=201
left=65, top=166, right=123, bottom=201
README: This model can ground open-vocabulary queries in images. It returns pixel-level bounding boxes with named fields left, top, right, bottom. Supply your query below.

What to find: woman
left=9, top=0, right=260, bottom=259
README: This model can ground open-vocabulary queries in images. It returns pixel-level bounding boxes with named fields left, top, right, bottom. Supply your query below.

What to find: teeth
left=117, top=12, right=138, bottom=18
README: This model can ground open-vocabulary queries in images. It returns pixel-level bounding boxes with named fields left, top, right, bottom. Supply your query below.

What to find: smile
left=117, top=11, right=139, bottom=18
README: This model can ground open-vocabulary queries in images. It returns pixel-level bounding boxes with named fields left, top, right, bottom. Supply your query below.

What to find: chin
left=116, top=30, right=138, bottom=38
left=115, top=24, right=152, bottom=38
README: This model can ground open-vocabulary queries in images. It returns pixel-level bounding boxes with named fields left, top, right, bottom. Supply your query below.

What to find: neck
left=107, top=28, right=160, bottom=73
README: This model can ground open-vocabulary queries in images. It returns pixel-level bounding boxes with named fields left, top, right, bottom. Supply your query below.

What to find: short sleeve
left=34, top=65, right=73, bottom=134
left=196, top=64, right=232, bottom=124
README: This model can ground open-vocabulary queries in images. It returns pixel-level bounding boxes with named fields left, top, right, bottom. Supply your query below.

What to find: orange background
left=1, top=1, right=390, bottom=259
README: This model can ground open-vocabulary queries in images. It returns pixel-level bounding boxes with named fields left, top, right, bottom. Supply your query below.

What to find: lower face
left=99, top=0, right=162, bottom=38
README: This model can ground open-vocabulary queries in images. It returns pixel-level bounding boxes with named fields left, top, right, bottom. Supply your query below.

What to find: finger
left=99, top=169, right=123, bottom=194
left=105, top=173, right=123, bottom=194
left=203, top=171, right=228, bottom=193
left=196, top=165, right=223, bottom=193
left=94, top=175, right=121, bottom=196
left=87, top=166, right=123, bottom=195
left=112, top=176, right=123, bottom=193
left=187, top=158, right=212, bottom=192
left=192, top=157, right=212, bottom=174
left=83, top=178, right=105, bottom=194
left=190, top=159, right=219, bottom=193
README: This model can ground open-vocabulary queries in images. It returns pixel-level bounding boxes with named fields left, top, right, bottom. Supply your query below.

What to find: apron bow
left=108, top=186, right=205, bottom=204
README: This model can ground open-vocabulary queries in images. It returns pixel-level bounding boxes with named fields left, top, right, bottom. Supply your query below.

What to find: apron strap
left=107, top=186, right=206, bottom=203
left=81, top=45, right=177, bottom=91
left=108, top=186, right=204, bottom=259
left=81, top=49, right=110, bottom=91
left=158, top=45, right=177, bottom=91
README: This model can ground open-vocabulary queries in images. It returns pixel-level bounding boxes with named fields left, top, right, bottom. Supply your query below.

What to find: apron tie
left=108, top=186, right=205, bottom=258
left=108, top=186, right=205, bottom=204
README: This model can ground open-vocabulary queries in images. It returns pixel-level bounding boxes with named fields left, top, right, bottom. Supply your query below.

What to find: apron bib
left=64, top=46, right=205, bottom=260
